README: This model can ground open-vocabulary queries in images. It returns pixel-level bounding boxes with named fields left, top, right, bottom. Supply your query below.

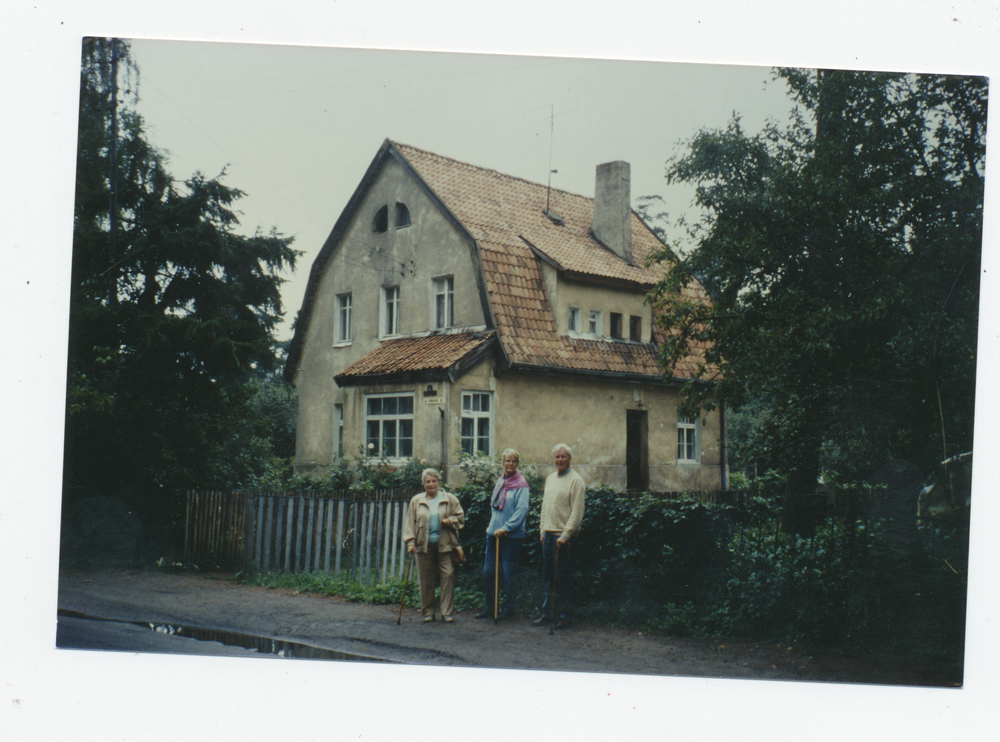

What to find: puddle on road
left=58, top=609, right=391, bottom=663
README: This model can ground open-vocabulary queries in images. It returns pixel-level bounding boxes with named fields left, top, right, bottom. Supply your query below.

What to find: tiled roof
left=395, top=142, right=712, bottom=380
left=336, top=331, right=495, bottom=383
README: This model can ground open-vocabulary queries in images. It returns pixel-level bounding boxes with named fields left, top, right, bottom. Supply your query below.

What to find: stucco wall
left=292, top=157, right=486, bottom=470
left=552, top=275, right=652, bottom=342
left=490, top=371, right=724, bottom=491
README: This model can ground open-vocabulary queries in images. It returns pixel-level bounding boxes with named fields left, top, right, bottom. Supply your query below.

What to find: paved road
left=55, top=568, right=949, bottom=685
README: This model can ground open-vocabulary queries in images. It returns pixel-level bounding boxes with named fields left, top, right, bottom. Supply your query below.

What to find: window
left=373, top=205, right=389, bottom=234
left=568, top=307, right=581, bottom=334
left=382, top=286, right=400, bottom=336
left=461, top=392, right=493, bottom=455
left=366, top=394, right=414, bottom=458
left=334, top=404, right=344, bottom=458
left=434, top=277, right=454, bottom=330
left=629, top=315, right=642, bottom=342
left=335, top=293, right=352, bottom=343
left=395, top=202, right=411, bottom=228
left=588, top=310, right=603, bottom=336
left=678, top=415, right=698, bottom=462
left=610, top=312, right=623, bottom=339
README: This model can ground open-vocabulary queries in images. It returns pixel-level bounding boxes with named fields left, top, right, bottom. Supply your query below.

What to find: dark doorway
left=626, top=409, right=649, bottom=492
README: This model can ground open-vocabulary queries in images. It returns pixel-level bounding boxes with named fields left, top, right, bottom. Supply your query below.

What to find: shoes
left=497, top=609, right=515, bottom=621
left=443, top=615, right=454, bottom=623
left=474, top=608, right=492, bottom=619
left=423, top=615, right=435, bottom=623
left=532, top=616, right=550, bottom=627
left=555, top=618, right=572, bottom=629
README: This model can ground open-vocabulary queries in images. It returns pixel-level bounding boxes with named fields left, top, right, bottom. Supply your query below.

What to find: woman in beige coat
left=403, top=469, right=465, bottom=622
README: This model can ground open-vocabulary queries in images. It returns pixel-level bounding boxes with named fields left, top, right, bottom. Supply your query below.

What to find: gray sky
left=4, top=1, right=999, bottom=740
left=128, top=41, right=795, bottom=340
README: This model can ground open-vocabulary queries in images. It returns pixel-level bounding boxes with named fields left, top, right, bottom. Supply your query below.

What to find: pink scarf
left=491, top=470, right=528, bottom=510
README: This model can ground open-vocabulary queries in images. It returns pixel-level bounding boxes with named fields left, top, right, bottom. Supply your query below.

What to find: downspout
left=440, top=380, right=451, bottom=480
left=720, top=399, right=729, bottom=491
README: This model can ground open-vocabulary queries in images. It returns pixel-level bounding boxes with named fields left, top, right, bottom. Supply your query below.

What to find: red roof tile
left=395, top=142, right=712, bottom=380
left=337, top=331, right=495, bottom=381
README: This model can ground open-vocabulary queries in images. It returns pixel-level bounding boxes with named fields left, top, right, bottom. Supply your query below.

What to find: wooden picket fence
left=184, top=489, right=412, bottom=582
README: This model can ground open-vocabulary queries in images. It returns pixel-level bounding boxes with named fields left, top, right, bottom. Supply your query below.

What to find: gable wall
left=292, top=156, right=486, bottom=470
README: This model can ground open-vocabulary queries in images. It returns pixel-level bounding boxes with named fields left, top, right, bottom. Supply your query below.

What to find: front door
left=626, top=409, right=649, bottom=492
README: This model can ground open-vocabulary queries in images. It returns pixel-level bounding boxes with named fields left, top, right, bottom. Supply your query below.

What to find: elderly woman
left=475, top=449, right=530, bottom=621
left=403, top=468, right=465, bottom=623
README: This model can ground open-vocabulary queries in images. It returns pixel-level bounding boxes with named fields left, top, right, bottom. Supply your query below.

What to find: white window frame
left=460, top=391, right=493, bottom=455
left=678, top=414, right=699, bottom=463
left=588, top=310, right=603, bottom=337
left=381, top=286, right=400, bottom=338
left=364, top=393, right=415, bottom=460
left=567, top=306, right=581, bottom=334
left=334, top=403, right=344, bottom=459
left=434, top=276, right=454, bottom=330
left=335, top=293, right=352, bottom=345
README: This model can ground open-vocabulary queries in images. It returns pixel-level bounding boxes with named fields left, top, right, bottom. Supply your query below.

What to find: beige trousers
left=416, top=544, right=456, bottom=618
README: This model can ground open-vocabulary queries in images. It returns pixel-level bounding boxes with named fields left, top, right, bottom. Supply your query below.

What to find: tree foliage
left=64, top=38, right=300, bottom=545
left=650, top=69, right=985, bottom=492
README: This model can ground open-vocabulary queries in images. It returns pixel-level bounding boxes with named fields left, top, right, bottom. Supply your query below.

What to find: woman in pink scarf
left=475, top=449, right=530, bottom=621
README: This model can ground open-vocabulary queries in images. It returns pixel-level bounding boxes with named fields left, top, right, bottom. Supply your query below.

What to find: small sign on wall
left=423, top=396, right=444, bottom=405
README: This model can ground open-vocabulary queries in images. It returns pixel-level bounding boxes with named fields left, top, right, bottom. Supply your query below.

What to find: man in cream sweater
left=533, top=443, right=585, bottom=629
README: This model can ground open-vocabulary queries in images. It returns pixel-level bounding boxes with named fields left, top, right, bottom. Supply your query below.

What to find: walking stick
left=397, top=552, right=414, bottom=625
left=493, top=533, right=501, bottom=624
left=549, top=540, right=560, bottom=636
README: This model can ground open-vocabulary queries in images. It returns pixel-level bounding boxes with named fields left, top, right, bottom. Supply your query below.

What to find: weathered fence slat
left=186, top=489, right=419, bottom=577
left=283, top=497, right=293, bottom=572
left=382, top=502, right=392, bottom=583
left=335, top=500, right=345, bottom=577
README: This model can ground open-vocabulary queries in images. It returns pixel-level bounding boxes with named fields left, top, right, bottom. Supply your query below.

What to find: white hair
left=421, top=468, right=442, bottom=483
left=500, top=448, right=520, bottom=464
left=551, top=443, right=572, bottom=458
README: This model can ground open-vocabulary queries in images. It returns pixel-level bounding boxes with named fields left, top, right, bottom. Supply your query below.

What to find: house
left=283, top=139, right=726, bottom=491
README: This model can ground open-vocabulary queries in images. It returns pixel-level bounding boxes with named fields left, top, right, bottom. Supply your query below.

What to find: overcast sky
left=5, top=2, right=999, bottom=739
left=127, top=41, right=796, bottom=340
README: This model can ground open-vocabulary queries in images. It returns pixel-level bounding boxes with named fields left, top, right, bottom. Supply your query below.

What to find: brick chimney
left=592, top=160, right=632, bottom=263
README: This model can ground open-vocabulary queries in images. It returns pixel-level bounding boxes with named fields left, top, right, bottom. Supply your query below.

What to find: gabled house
left=283, top=139, right=726, bottom=491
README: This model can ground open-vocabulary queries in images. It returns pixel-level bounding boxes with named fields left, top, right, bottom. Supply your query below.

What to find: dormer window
left=588, top=310, right=603, bottom=336
left=568, top=307, right=581, bottom=334
left=610, top=312, right=623, bottom=340
left=373, top=205, right=389, bottom=234
left=629, top=315, right=642, bottom=342
left=395, top=202, right=411, bottom=228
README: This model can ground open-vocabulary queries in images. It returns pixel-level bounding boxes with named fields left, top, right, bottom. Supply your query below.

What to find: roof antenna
left=544, top=104, right=564, bottom=226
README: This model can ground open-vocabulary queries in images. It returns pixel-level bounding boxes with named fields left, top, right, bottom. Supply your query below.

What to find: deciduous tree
left=64, top=38, right=299, bottom=548
left=650, top=69, right=984, bottom=523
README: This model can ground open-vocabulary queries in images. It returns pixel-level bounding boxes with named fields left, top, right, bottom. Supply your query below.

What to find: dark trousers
left=483, top=535, right=523, bottom=613
left=540, top=532, right=575, bottom=618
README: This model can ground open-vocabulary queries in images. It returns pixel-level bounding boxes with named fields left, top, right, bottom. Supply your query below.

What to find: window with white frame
left=434, top=277, right=454, bottom=330
left=588, top=310, right=603, bottom=336
left=335, top=293, right=352, bottom=343
left=334, top=404, right=344, bottom=458
left=678, top=415, right=698, bottom=462
left=461, top=392, right=493, bottom=455
left=365, top=394, right=414, bottom=458
left=567, top=306, right=581, bottom=334
left=381, top=286, right=400, bottom=337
